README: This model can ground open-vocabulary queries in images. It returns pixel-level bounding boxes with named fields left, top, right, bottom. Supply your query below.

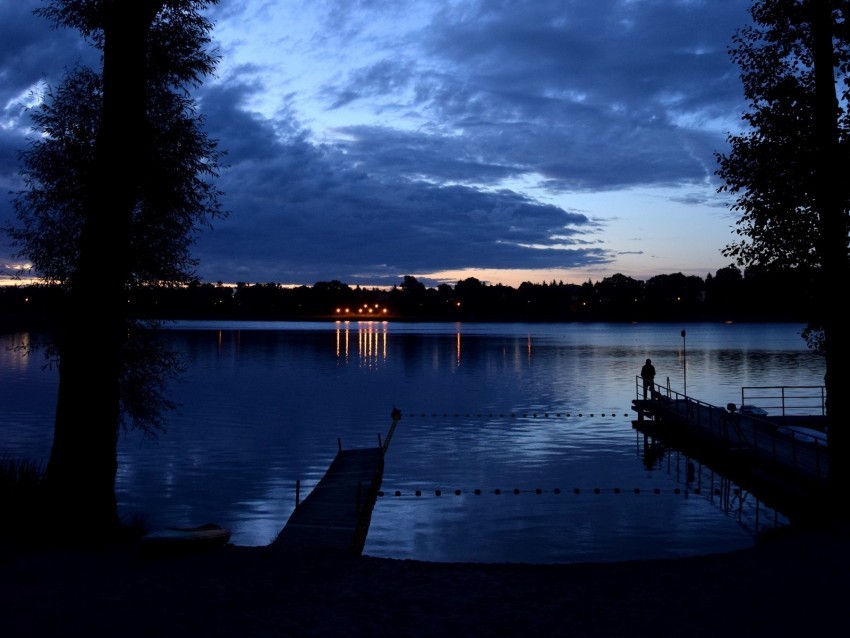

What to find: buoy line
left=401, top=411, right=633, bottom=419
left=376, top=486, right=738, bottom=498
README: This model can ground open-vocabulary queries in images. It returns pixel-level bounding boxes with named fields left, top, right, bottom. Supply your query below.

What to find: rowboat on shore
left=140, top=523, right=231, bottom=555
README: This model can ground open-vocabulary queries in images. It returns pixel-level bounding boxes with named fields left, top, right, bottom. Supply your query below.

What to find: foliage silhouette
left=4, top=0, right=224, bottom=543
left=716, top=0, right=849, bottom=488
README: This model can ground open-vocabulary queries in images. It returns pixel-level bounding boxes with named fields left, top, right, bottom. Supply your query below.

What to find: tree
left=7, top=0, right=224, bottom=542
left=594, top=273, right=644, bottom=320
left=716, top=0, right=850, bottom=489
left=391, top=275, right=428, bottom=317
left=705, top=266, right=745, bottom=315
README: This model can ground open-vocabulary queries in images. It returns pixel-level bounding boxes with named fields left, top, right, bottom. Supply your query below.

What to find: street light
left=681, top=329, right=687, bottom=396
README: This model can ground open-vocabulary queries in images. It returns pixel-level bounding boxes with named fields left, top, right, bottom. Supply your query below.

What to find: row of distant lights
left=335, top=303, right=388, bottom=315
left=335, top=301, right=464, bottom=314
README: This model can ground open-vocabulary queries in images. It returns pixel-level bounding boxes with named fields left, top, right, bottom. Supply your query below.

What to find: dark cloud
left=195, top=80, right=606, bottom=285
left=321, top=0, right=750, bottom=193
left=0, top=2, right=99, bottom=272
left=325, top=59, right=417, bottom=109
left=0, top=2, right=96, bottom=105
left=2, top=0, right=753, bottom=285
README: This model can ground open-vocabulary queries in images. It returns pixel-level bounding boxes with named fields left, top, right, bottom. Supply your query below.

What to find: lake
left=0, top=321, right=826, bottom=563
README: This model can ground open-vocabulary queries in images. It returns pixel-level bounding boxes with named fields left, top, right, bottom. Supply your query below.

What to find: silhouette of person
left=640, top=358, right=656, bottom=399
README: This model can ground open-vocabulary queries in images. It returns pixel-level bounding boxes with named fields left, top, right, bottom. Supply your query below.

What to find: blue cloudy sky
left=1, top=0, right=754, bottom=288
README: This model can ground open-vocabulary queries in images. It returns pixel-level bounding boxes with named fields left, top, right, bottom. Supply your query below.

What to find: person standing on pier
left=640, top=358, right=656, bottom=399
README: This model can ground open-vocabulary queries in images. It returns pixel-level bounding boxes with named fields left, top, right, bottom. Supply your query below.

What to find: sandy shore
left=2, top=525, right=848, bottom=637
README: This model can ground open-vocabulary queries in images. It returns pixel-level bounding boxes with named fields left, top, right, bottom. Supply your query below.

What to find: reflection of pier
left=639, top=442, right=788, bottom=534
left=631, top=382, right=828, bottom=522
left=272, top=410, right=400, bottom=554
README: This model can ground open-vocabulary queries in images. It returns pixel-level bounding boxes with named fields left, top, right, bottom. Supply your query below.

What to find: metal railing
left=638, top=380, right=743, bottom=444
left=634, top=378, right=829, bottom=483
left=740, top=385, right=826, bottom=416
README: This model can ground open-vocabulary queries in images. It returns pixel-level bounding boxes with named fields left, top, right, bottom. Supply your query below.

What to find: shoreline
left=2, top=524, right=848, bottom=637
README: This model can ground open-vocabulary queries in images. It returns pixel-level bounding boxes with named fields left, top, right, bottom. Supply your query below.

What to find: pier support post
left=356, top=481, right=362, bottom=514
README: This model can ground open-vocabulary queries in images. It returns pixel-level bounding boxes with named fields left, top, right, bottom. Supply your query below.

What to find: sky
left=0, top=0, right=755, bottom=289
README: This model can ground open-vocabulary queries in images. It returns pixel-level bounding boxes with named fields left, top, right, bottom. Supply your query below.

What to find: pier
left=272, top=409, right=401, bottom=554
left=631, top=382, right=829, bottom=521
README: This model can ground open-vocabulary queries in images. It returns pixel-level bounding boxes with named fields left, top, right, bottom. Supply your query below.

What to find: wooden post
left=338, top=437, right=342, bottom=451
left=382, top=408, right=402, bottom=454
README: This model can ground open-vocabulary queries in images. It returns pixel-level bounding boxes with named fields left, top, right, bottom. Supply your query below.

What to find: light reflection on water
left=0, top=321, right=825, bottom=563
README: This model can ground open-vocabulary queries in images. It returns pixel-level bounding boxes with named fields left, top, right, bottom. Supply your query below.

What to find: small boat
left=738, top=404, right=768, bottom=417
left=140, top=523, right=231, bottom=555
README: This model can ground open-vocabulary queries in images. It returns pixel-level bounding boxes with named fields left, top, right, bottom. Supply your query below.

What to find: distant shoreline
left=1, top=312, right=810, bottom=333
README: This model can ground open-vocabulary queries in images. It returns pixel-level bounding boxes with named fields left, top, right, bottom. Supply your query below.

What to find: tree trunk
left=811, top=0, right=849, bottom=496
left=44, top=2, right=161, bottom=544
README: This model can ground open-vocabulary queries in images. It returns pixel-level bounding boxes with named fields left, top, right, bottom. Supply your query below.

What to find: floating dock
left=272, top=409, right=401, bottom=554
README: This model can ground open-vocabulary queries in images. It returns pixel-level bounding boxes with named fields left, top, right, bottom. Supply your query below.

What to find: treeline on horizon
left=1, top=264, right=817, bottom=326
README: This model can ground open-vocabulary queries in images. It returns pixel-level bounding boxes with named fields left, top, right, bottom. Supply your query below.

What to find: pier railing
left=638, top=380, right=740, bottom=443
left=740, top=385, right=826, bottom=416
left=633, top=378, right=829, bottom=484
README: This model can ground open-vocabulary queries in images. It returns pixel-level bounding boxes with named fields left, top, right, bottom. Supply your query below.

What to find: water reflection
left=333, top=321, right=390, bottom=367
left=0, top=322, right=825, bottom=562
left=332, top=321, right=502, bottom=371
left=331, top=322, right=550, bottom=373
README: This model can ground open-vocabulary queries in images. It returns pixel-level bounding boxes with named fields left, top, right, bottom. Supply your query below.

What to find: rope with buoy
left=376, top=485, right=738, bottom=498
left=400, top=411, right=633, bottom=419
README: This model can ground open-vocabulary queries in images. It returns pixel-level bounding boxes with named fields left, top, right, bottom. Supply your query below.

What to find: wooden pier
left=631, top=383, right=830, bottom=521
left=272, top=409, right=401, bottom=554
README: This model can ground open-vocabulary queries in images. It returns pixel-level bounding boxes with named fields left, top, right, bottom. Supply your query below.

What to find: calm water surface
left=0, top=322, right=825, bottom=563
